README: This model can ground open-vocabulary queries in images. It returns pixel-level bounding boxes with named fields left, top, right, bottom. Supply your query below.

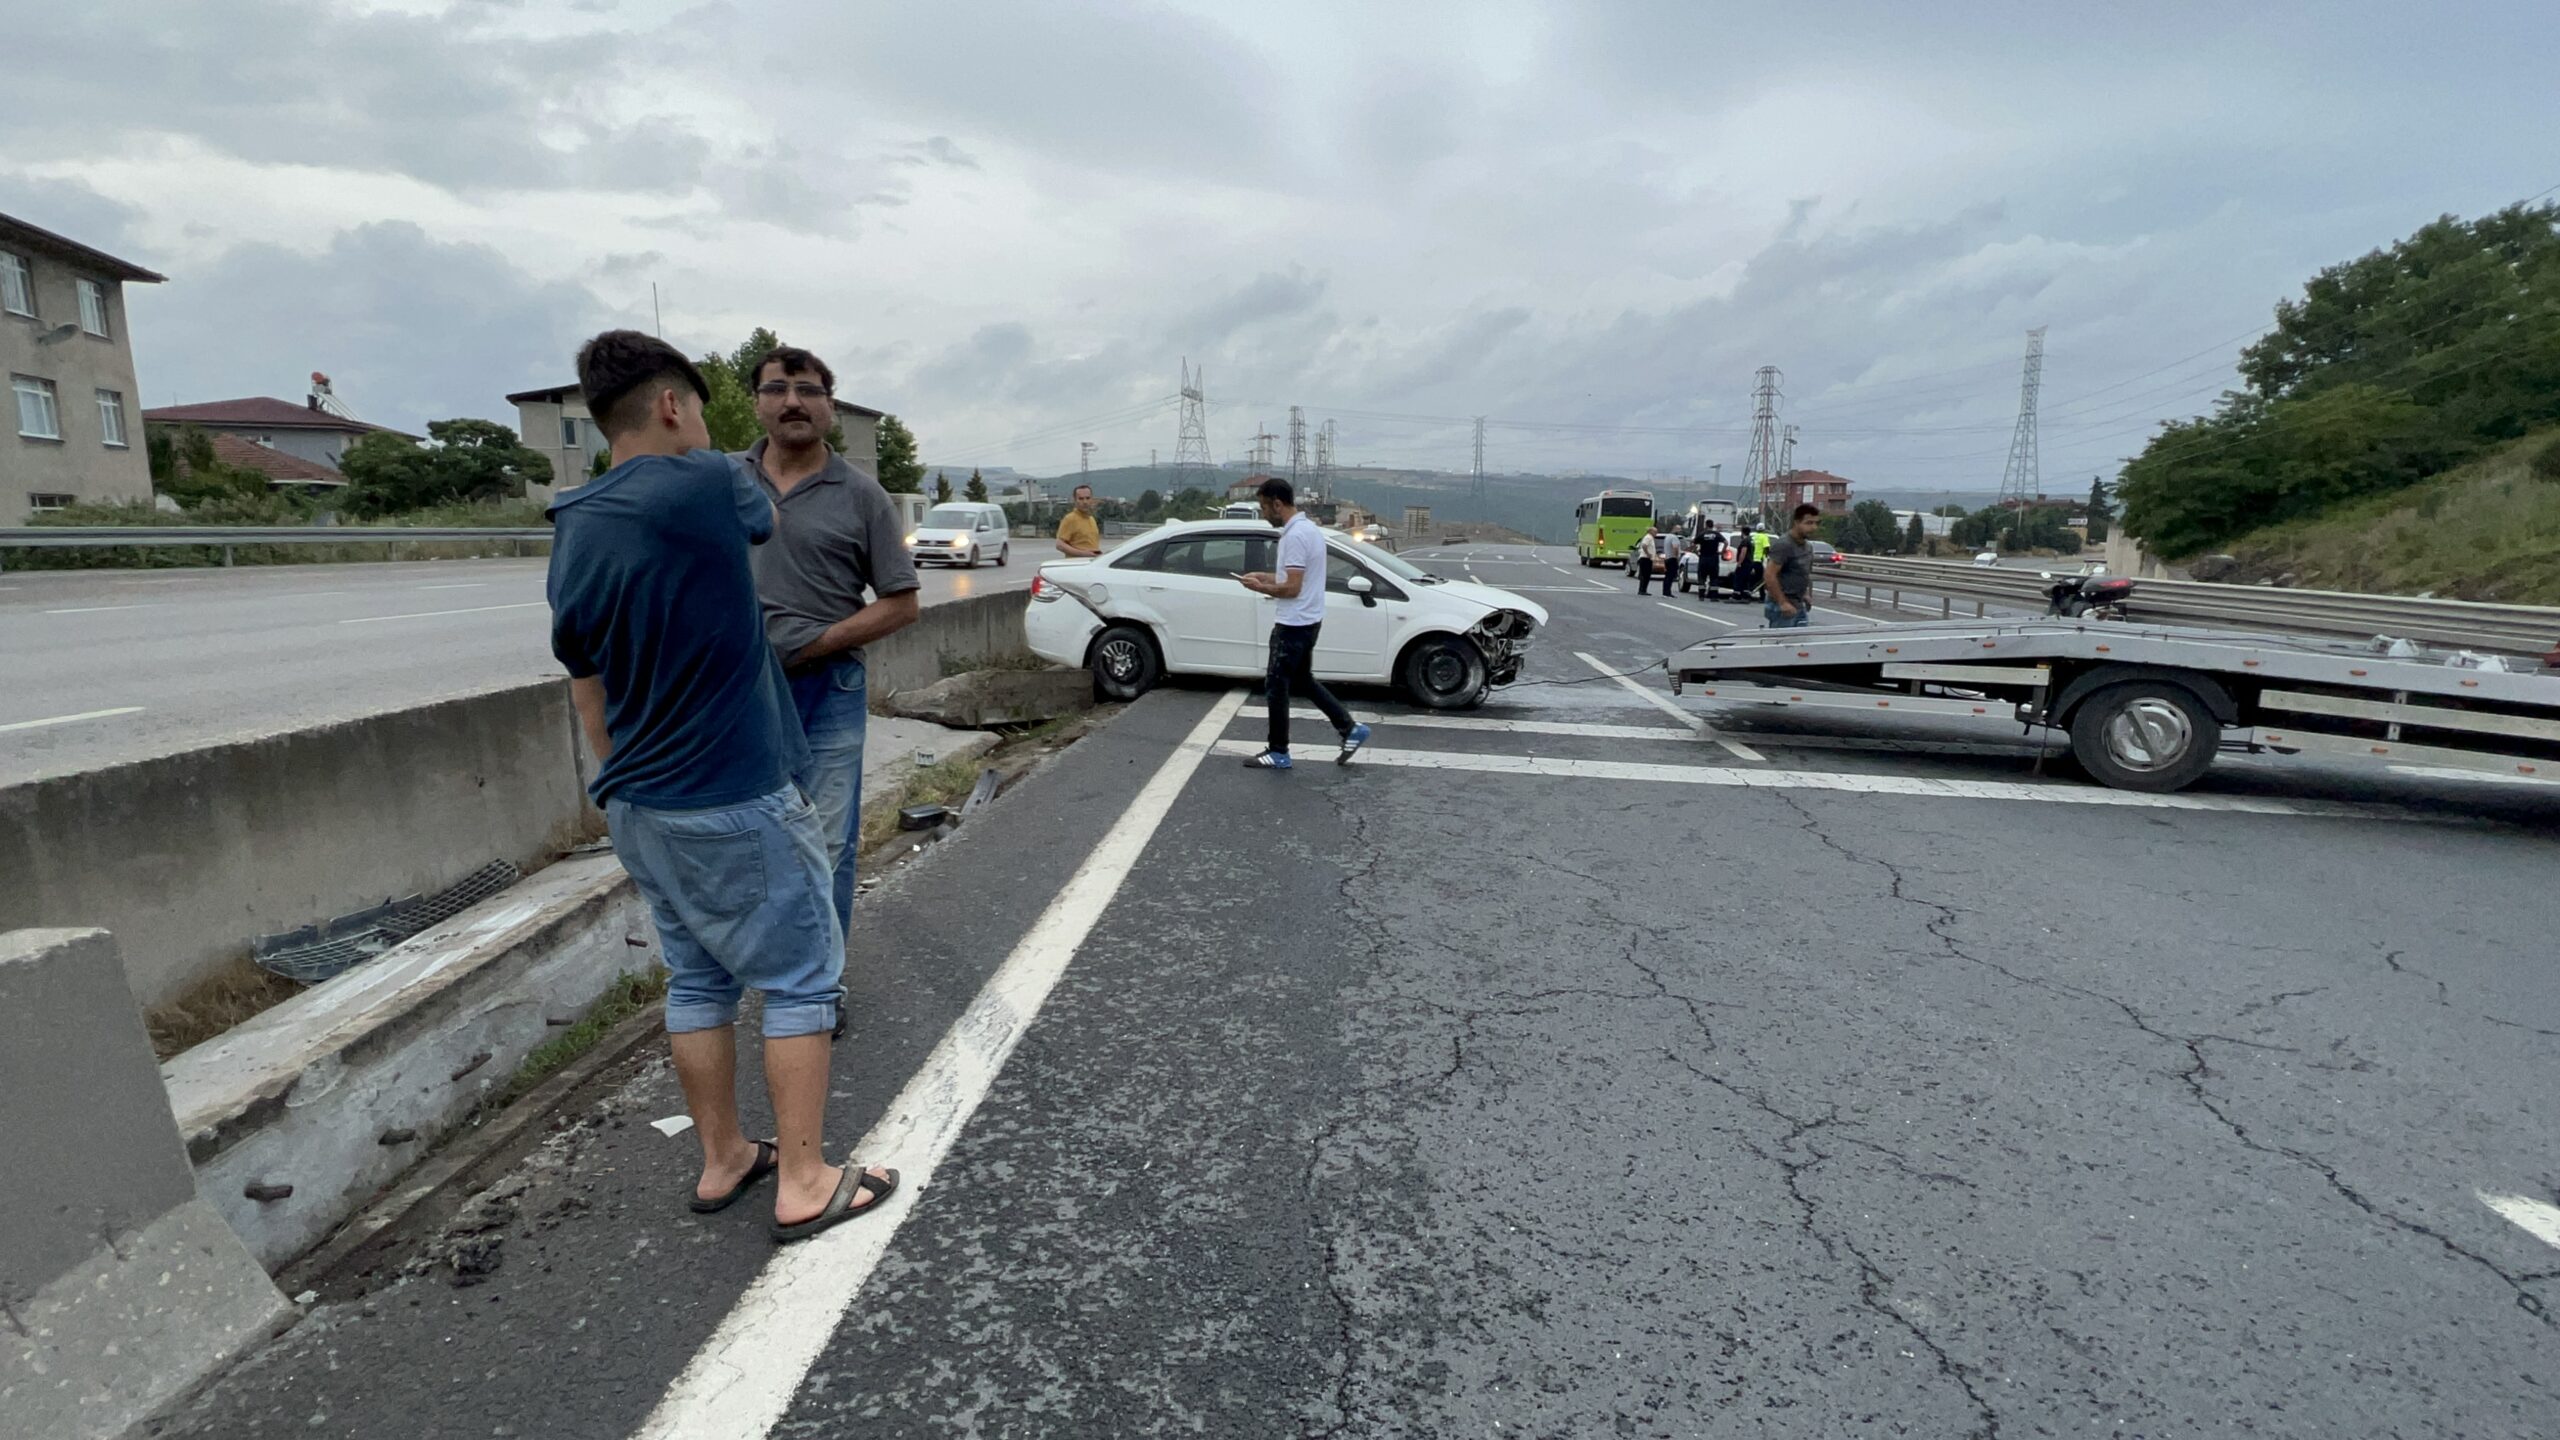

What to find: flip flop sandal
left=688, top=1139, right=778, bottom=1213
left=770, top=1165, right=900, bottom=1242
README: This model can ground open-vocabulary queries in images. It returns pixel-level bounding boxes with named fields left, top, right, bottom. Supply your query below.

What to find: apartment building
left=2, top=212, right=165, bottom=520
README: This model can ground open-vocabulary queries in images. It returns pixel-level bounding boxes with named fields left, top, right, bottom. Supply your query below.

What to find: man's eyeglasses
left=756, top=382, right=833, bottom=401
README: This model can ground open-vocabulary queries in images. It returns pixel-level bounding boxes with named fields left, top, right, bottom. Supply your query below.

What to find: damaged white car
left=1025, top=520, right=1548, bottom=709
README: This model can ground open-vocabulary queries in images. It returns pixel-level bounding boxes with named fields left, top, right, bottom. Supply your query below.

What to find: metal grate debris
left=254, top=860, right=522, bottom=985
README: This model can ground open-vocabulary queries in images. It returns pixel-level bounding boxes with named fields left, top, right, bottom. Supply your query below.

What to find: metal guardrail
left=1827, top=554, right=2560, bottom=656
left=0, top=526, right=552, bottom=569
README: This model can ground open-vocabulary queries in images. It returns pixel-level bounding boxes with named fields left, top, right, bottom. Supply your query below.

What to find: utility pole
left=1174, top=358, right=1213, bottom=491
left=1779, top=424, right=1798, bottom=475
left=1999, top=327, right=2047, bottom=512
left=1250, top=428, right=1276, bottom=476
left=1471, top=416, right=1486, bottom=502
left=1080, top=441, right=1095, bottom=475
left=1743, top=366, right=1782, bottom=517
left=1314, top=420, right=1335, bottom=500
left=1286, top=406, right=1308, bottom=489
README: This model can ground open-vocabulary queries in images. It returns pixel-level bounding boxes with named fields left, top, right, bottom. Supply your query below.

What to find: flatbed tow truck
left=1669, top=617, right=2560, bottom=793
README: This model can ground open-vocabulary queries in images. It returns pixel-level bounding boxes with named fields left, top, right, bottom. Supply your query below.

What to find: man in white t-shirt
left=1235, top=478, right=1370, bottom=770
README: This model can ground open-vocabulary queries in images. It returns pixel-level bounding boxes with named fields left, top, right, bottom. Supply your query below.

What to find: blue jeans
left=787, top=657, right=867, bottom=935
left=1764, top=598, right=1812, bottom=628
left=606, top=786, right=843, bottom=1038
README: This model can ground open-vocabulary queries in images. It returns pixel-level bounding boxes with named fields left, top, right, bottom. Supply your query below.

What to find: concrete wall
left=860, top=588, right=1033, bottom=700
left=0, top=682, right=600, bottom=1007
left=1, top=247, right=152, bottom=518
left=1, top=928, right=292, bottom=1438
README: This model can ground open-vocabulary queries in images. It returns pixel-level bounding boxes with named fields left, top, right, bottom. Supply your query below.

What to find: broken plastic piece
left=650, top=1115, right=695, bottom=1138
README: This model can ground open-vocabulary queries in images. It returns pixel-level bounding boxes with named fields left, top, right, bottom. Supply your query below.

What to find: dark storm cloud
left=131, top=222, right=625, bottom=431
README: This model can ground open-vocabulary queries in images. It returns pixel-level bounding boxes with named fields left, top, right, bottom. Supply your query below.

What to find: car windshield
left=1347, top=542, right=1442, bottom=584
left=923, top=506, right=978, bottom=528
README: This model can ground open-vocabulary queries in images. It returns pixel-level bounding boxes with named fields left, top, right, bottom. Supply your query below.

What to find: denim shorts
left=605, top=785, right=844, bottom=1039
left=1764, top=599, right=1813, bottom=629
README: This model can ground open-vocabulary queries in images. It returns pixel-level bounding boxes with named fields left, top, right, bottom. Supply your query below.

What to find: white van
left=910, top=501, right=1012, bottom=568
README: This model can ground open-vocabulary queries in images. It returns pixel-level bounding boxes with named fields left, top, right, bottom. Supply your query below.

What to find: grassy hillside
left=2217, top=430, right=2560, bottom=603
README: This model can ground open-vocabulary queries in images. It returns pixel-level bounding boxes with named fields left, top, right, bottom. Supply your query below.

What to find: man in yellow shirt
left=1055, top=484, right=1102, bottom=558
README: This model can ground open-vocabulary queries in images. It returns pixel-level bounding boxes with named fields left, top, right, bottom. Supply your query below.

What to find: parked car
left=1026, top=520, right=1548, bottom=709
left=1218, top=502, right=1261, bottom=520
left=909, top=502, right=1011, bottom=567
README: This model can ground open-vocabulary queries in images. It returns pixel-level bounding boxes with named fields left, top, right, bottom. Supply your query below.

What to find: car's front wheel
left=1401, top=635, right=1489, bottom=710
left=1090, top=624, right=1162, bottom=702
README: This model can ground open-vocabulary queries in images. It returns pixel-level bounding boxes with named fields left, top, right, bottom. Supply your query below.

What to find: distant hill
left=1013, top=463, right=2001, bottom=544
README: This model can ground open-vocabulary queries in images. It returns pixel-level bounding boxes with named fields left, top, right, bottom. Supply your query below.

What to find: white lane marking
left=415, top=582, right=489, bottom=590
left=1241, top=705, right=1684, bottom=741
left=635, top=688, right=1250, bottom=1440
left=2478, top=1192, right=2560, bottom=1252
left=338, top=601, right=548, bottom=625
left=1574, top=650, right=1764, bottom=762
left=42, top=604, right=156, bottom=615
left=1585, top=580, right=1617, bottom=590
left=1205, top=740, right=2389, bottom=817
left=1657, top=601, right=1738, bottom=628
left=2390, top=765, right=2560, bottom=788
left=108, top=577, right=192, bottom=585
left=0, top=705, right=145, bottom=734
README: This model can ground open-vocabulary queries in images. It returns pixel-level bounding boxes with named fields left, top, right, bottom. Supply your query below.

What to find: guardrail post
left=1942, top=596, right=1952, bottom=618
left=222, top=544, right=234, bottom=568
left=1975, top=600, right=1986, bottom=618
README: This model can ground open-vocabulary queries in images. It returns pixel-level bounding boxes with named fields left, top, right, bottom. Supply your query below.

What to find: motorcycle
left=2044, top=568, right=2136, bottom=620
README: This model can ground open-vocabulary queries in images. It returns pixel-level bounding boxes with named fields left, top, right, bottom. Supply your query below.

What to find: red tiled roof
left=142, top=396, right=411, bottom=436
left=189, top=434, right=351, bottom=486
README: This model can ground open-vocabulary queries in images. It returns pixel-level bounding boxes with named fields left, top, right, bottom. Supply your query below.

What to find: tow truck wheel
left=2067, top=681, right=2217, bottom=793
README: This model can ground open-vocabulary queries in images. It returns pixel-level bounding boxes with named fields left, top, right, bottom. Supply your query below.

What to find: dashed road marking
left=2478, top=1192, right=2560, bottom=1252
left=1242, top=704, right=1685, bottom=742
left=1657, top=601, right=1738, bottom=627
left=339, top=601, right=547, bottom=624
left=1207, top=739, right=2390, bottom=817
left=42, top=604, right=156, bottom=615
left=0, top=706, right=145, bottom=734
left=416, top=582, right=489, bottom=590
left=1574, top=651, right=1764, bottom=762
left=634, top=689, right=1250, bottom=1440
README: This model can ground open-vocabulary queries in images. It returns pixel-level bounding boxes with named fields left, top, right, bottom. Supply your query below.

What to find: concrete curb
left=162, top=855, right=654, bottom=1271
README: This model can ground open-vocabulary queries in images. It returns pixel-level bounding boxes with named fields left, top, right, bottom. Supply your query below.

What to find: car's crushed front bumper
left=1472, top=608, right=1540, bottom=687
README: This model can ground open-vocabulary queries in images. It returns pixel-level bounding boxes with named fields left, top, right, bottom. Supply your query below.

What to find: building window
left=559, top=416, right=580, bottom=449
left=28, top=492, right=75, bottom=511
left=13, top=375, right=61, bottom=439
left=0, top=252, right=30, bottom=317
left=77, top=279, right=110, bottom=337
left=97, top=389, right=128, bottom=447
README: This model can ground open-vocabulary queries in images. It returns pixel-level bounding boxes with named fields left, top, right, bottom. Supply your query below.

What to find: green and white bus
left=1574, top=490, right=1654, bottom=567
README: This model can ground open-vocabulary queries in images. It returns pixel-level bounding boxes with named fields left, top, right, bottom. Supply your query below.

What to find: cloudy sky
left=6, top=0, right=2554, bottom=493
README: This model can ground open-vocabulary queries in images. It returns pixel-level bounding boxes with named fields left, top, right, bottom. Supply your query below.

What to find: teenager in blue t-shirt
left=546, top=329, right=895, bottom=1242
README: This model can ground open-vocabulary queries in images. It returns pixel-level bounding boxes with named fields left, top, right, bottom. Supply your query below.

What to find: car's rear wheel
left=1090, top=624, right=1161, bottom=702
left=1401, top=635, right=1489, bottom=710
left=996, top=544, right=1008, bottom=568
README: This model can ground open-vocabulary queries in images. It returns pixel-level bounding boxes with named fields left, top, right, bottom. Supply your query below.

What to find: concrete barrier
left=0, top=928, right=294, bottom=1439
left=163, top=854, right=652, bottom=1270
left=0, top=682, right=599, bottom=1007
left=861, top=588, right=1033, bottom=700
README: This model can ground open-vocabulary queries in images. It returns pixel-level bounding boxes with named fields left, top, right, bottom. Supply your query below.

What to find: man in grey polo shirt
left=737, top=344, right=921, bottom=931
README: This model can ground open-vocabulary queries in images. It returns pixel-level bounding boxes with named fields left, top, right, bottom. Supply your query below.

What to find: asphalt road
left=0, top=550, right=1056, bottom=783
left=148, top=545, right=2560, bottom=1438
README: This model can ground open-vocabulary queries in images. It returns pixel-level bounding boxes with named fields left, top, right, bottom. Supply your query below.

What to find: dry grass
left=146, top=956, right=305, bottom=1060
left=2222, top=430, right=2560, bottom=603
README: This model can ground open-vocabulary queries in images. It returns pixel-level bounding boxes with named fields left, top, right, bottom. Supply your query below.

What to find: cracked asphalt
left=152, top=547, right=2560, bottom=1438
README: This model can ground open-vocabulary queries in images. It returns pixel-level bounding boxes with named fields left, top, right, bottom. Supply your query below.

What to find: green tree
left=965, top=468, right=989, bottom=503
left=1136, top=487, right=1163, bottom=518
left=147, top=423, right=270, bottom=509
left=2083, top=476, right=2113, bottom=541
left=696, top=360, right=761, bottom=453
left=340, top=419, right=554, bottom=518
left=874, top=414, right=923, bottom=493
left=2119, top=201, right=2560, bottom=555
left=933, top=471, right=953, bottom=504
left=1846, top=499, right=1901, bottom=553
left=1904, top=514, right=1926, bottom=553
left=1932, top=503, right=1970, bottom=518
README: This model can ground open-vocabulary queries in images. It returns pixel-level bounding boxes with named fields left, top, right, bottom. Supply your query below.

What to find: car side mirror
left=1346, top=575, right=1377, bottom=607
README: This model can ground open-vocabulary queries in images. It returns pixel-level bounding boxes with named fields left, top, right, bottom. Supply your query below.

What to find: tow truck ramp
left=1670, top=618, right=2560, bottom=793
